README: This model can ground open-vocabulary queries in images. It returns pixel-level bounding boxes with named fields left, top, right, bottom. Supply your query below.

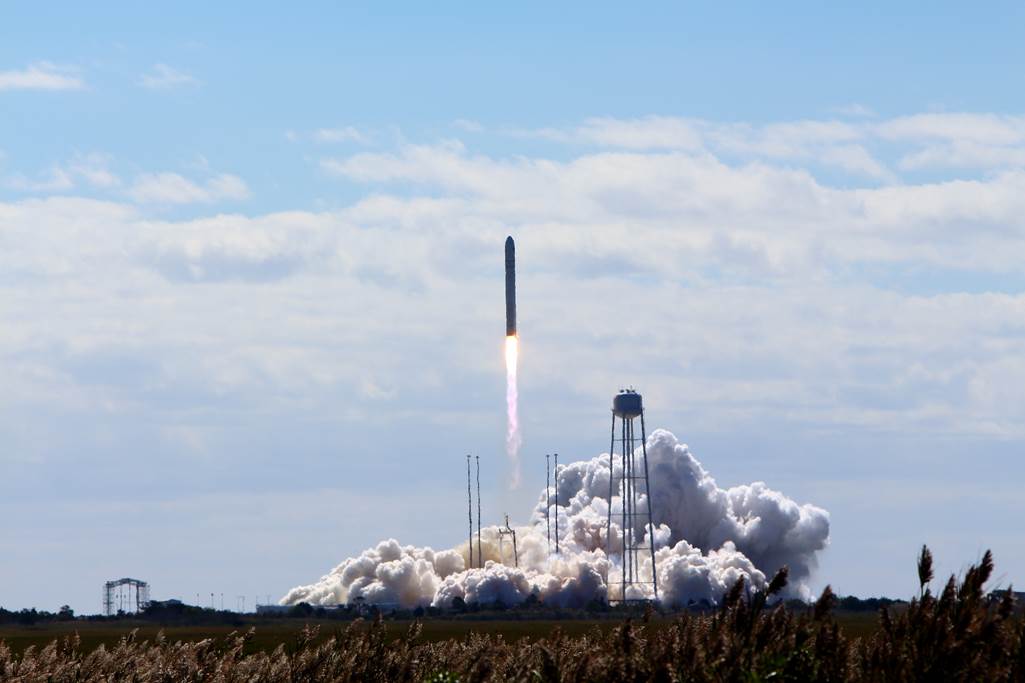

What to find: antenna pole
left=640, top=410, right=658, bottom=600
left=546, top=454, right=551, bottom=556
left=607, top=410, right=616, bottom=593
left=554, top=453, right=559, bottom=555
left=476, top=455, right=482, bottom=568
left=467, top=454, right=473, bottom=569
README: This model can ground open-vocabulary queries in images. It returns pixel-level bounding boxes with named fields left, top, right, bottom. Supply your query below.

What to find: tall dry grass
left=2, top=547, right=1022, bottom=682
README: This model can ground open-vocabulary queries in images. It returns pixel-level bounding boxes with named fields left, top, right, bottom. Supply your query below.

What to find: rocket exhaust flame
left=505, top=335, right=521, bottom=489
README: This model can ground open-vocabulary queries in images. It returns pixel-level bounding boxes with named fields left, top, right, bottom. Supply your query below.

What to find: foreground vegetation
left=2, top=548, right=1022, bottom=681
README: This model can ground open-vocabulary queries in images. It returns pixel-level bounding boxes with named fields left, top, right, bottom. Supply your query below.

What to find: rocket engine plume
left=505, top=335, right=521, bottom=488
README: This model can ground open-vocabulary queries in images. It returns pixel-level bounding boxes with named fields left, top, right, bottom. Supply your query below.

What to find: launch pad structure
left=606, top=389, right=659, bottom=602
left=497, top=514, right=519, bottom=567
left=103, top=577, right=150, bottom=615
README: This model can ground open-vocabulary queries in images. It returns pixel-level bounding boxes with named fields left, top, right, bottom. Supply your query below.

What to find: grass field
left=0, top=611, right=882, bottom=657
left=4, top=552, right=1018, bottom=680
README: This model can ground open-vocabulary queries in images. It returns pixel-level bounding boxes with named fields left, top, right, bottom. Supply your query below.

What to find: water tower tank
left=612, top=389, right=643, bottom=419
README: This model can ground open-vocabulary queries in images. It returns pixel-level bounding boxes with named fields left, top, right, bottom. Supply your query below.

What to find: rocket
left=505, top=236, right=516, bottom=336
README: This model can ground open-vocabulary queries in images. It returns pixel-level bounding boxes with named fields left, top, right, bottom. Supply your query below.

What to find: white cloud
left=819, top=144, right=895, bottom=181
left=67, top=153, right=120, bottom=188
left=6, top=167, right=75, bottom=192
left=508, top=112, right=1025, bottom=176
left=559, top=116, right=703, bottom=150
left=899, top=142, right=1025, bottom=171
left=1, top=188, right=1023, bottom=446
left=139, top=63, right=199, bottom=90
left=875, top=113, right=1025, bottom=145
left=0, top=62, right=85, bottom=91
left=4, top=115, right=1025, bottom=478
left=313, top=126, right=369, bottom=144
left=127, top=172, right=249, bottom=204
left=516, top=116, right=892, bottom=180
left=5, top=154, right=118, bottom=194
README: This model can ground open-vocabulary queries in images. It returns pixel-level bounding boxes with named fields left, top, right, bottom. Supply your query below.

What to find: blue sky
left=2, top=2, right=1025, bottom=612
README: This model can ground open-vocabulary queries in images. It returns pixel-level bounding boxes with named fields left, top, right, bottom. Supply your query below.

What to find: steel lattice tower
left=103, top=578, right=150, bottom=616
left=605, top=390, right=658, bottom=603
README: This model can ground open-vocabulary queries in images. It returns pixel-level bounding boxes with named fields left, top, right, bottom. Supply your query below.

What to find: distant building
left=255, top=604, right=292, bottom=615
left=988, top=590, right=1025, bottom=604
left=147, top=599, right=183, bottom=608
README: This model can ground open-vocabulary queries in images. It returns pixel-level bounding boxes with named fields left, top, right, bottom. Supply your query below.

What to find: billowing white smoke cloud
left=281, top=429, right=829, bottom=608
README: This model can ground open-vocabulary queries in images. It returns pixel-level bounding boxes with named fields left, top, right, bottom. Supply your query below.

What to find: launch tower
left=605, top=389, right=659, bottom=602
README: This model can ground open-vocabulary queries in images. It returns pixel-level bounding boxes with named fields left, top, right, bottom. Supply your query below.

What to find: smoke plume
left=282, top=429, right=829, bottom=608
left=505, top=336, right=522, bottom=489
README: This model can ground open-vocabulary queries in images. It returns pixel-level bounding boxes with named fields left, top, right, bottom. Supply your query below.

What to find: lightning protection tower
left=605, top=389, right=658, bottom=603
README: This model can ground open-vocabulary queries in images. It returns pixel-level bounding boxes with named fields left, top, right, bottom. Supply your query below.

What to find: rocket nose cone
left=505, top=236, right=515, bottom=258
left=505, top=236, right=514, bottom=249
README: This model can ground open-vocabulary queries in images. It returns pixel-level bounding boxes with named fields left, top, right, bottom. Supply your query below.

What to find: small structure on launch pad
left=103, top=577, right=150, bottom=615
left=606, top=389, right=659, bottom=602
left=498, top=514, right=519, bottom=567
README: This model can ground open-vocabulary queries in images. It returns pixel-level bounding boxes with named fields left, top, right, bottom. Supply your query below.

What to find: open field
left=0, top=612, right=883, bottom=657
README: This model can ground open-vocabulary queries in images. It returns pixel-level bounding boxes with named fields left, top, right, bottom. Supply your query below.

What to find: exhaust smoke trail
left=505, top=335, right=521, bottom=488
left=281, top=428, right=831, bottom=609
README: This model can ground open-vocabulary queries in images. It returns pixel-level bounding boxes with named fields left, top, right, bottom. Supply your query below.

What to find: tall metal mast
left=476, top=455, right=482, bottom=568
left=546, top=453, right=551, bottom=556
left=554, top=453, right=559, bottom=555
left=467, top=454, right=473, bottom=569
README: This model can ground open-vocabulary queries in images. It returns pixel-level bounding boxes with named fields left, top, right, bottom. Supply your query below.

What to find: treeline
left=1, top=593, right=905, bottom=627
left=0, top=606, right=76, bottom=626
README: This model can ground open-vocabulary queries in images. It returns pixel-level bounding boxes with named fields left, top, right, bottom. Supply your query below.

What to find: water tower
left=605, top=389, right=659, bottom=602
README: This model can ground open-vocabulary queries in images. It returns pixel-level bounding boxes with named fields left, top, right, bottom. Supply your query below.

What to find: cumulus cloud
left=127, top=172, right=249, bottom=204
left=140, top=211, right=327, bottom=282
left=3, top=113, right=1025, bottom=506
left=281, top=429, right=829, bottom=608
left=875, top=113, right=1025, bottom=145
left=139, top=64, right=199, bottom=90
left=872, top=114, right=1025, bottom=171
left=0, top=62, right=85, bottom=91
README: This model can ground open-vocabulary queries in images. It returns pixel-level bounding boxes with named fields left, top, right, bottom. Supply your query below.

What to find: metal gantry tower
left=103, top=578, right=150, bottom=616
left=605, top=389, right=659, bottom=602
